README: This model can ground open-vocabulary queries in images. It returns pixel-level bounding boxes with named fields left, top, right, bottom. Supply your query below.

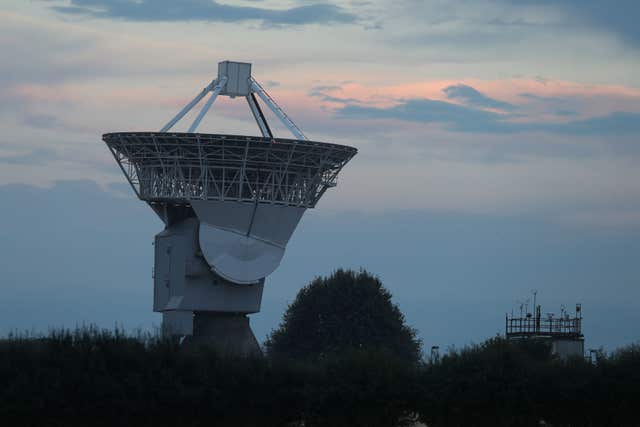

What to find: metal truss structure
left=104, top=132, right=356, bottom=208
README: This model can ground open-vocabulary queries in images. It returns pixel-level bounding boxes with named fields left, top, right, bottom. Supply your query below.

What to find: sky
left=0, top=0, right=639, bottom=352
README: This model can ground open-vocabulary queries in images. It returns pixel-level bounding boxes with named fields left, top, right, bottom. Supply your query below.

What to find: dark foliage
left=0, top=326, right=419, bottom=426
left=1, top=328, right=639, bottom=426
left=418, top=338, right=640, bottom=427
left=265, top=269, right=422, bottom=364
left=2, top=270, right=639, bottom=426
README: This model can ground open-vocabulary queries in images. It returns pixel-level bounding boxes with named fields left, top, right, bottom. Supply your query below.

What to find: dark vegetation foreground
left=2, top=270, right=639, bottom=426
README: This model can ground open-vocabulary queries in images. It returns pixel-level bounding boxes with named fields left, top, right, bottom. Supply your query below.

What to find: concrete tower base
left=181, top=312, right=262, bottom=356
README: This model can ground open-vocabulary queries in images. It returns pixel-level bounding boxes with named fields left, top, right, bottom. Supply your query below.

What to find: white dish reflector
left=192, top=200, right=304, bottom=284
left=198, top=224, right=284, bottom=284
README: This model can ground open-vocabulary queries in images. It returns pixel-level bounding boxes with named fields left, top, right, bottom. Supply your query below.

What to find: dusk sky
left=1, top=1, right=639, bottom=352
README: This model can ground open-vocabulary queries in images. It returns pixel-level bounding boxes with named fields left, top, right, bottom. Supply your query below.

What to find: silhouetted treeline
left=419, top=338, right=639, bottom=427
left=1, top=328, right=638, bottom=426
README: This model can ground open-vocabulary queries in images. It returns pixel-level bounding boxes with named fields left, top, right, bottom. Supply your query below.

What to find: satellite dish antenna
left=103, top=61, right=357, bottom=354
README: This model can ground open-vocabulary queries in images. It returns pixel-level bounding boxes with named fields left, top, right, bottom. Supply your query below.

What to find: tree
left=265, top=269, right=422, bottom=363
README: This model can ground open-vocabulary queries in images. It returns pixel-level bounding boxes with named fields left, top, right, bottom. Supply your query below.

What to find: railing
left=506, top=315, right=582, bottom=338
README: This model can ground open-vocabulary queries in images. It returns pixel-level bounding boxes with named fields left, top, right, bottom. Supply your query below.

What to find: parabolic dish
left=103, top=132, right=357, bottom=208
left=104, top=132, right=357, bottom=284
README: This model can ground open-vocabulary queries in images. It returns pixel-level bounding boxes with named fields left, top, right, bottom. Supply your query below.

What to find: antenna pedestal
left=182, top=312, right=261, bottom=356
left=155, top=217, right=264, bottom=354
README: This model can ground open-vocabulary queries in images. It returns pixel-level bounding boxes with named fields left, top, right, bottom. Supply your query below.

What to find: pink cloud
left=306, top=78, right=640, bottom=124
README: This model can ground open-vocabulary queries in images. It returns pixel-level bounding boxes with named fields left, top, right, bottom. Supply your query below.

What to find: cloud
left=0, top=148, right=58, bottom=166
left=20, top=112, right=65, bottom=130
left=0, top=13, right=104, bottom=88
left=309, top=85, right=361, bottom=104
left=338, top=98, right=508, bottom=132
left=518, top=93, right=564, bottom=102
left=443, top=84, right=515, bottom=111
left=505, top=0, right=640, bottom=46
left=0, top=11, right=214, bottom=90
left=555, top=109, right=578, bottom=117
left=312, top=85, right=343, bottom=92
left=311, top=93, right=361, bottom=104
left=48, top=0, right=356, bottom=25
left=547, top=112, right=640, bottom=135
left=338, top=97, right=640, bottom=135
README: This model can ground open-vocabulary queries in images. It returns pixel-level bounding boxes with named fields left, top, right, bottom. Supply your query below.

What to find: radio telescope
left=103, top=61, right=356, bottom=354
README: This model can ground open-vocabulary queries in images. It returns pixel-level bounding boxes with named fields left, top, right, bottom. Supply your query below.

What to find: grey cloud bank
left=20, top=112, right=65, bottom=130
left=340, top=98, right=507, bottom=133
left=338, top=93, right=640, bottom=136
left=0, top=148, right=58, bottom=166
left=506, top=0, right=640, bottom=46
left=443, top=84, right=516, bottom=112
left=49, top=0, right=356, bottom=25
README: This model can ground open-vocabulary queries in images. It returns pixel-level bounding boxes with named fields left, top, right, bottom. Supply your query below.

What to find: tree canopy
left=265, top=269, right=422, bottom=363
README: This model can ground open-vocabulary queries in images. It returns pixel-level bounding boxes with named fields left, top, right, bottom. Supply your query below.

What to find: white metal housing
left=218, top=61, right=251, bottom=97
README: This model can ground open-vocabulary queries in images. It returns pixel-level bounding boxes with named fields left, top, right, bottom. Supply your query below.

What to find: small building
left=506, top=303, right=584, bottom=359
